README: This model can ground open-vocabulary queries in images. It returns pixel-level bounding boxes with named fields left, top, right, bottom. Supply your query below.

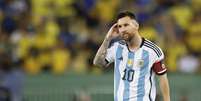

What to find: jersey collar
left=126, top=37, right=145, bottom=52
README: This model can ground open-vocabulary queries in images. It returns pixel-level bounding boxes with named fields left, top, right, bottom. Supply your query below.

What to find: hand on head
left=106, top=23, right=120, bottom=39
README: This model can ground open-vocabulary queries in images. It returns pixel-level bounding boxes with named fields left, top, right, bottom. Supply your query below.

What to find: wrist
left=105, top=36, right=112, bottom=41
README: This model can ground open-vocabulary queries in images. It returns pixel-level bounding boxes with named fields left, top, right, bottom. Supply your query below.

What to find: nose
left=119, top=27, right=126, bottom=33
left=120, top=29, right=127, bottom=34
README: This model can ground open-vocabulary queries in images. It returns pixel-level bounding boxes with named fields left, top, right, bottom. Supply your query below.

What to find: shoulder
left=142, top=39, right=163, bottom=58
left=110, top=39, right=126, bottom=47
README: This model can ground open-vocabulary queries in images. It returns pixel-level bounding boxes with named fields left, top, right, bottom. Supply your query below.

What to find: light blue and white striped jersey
left=105, top=38, right=167, bottom=101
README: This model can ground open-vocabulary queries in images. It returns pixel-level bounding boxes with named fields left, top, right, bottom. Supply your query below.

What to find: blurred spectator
left=0, top=59, right=25, bottom=101
left=139, top=21, right=158, bottom=41
left=51, top=40, right=71, bottom=74
left=178, top=53, right=200, bottom=73
left=134, top=0, right=157, bottom=24
left=72, top=0, right=99, bottom=28
left=93, top=0, right=119, bottom=24
left=71, top=44, right=90, bottom=74
left=0, top=32, right=24, bottom=101
left=186, top=12, right=201, bottom=55
left=1, top=16, right=16, bottom=35
left=191, top=0, right=201, bottom=12
left=0, top=0, right=29, bottom=17
left=58, top=17, right=76, bottom=53
left=168, top=3, right=193, bottom=30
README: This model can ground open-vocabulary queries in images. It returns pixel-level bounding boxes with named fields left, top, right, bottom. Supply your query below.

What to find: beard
left=121, top=32, right=133, bottom=42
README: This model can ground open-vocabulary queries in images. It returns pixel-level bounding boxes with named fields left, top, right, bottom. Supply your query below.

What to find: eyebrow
left=118, top=23, right=129, bottom=27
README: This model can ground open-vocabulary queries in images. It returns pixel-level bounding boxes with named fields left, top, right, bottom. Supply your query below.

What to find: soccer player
left=93, top=11, right=170, bottom=101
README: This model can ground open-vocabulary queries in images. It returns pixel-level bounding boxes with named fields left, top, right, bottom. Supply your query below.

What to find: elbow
left=93, top=58, right=107, bottom=68
left=93, top=59, right=98, bottom=66
left=93, top=58, right=101, bottom=67
left=93, top=57, right=98, bottom=66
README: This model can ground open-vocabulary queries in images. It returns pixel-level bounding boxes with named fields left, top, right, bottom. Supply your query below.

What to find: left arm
left=159, top=74, right=170, bottom=101
left=150, top=42, right=170, bottom=101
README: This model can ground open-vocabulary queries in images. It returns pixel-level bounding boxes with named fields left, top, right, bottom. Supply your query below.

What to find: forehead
left=117, top=16, right=133, bottom=25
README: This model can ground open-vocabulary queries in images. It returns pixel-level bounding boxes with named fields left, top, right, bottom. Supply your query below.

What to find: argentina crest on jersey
left=127, top=58, right=133, bottom=68
left=136, top=59, right=144, bottom=68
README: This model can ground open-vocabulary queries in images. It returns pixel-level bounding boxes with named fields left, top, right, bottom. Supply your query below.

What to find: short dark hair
left=116, top=11, right=136, bottom=20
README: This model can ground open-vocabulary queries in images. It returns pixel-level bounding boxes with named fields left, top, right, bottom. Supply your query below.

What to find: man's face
left=117, top=16, right=139, bottom=41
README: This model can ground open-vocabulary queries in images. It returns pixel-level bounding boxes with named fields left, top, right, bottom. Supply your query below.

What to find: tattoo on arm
left=93, top=38, right=111, bottom=67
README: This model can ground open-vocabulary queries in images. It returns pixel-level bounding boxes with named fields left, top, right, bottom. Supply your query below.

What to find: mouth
left=122, top=33, right=129, bottom=40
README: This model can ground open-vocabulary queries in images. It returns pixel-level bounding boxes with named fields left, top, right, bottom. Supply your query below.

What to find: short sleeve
left=153, top=47, right=167, bottom=75
left=155, top=46, right=164, bottom=63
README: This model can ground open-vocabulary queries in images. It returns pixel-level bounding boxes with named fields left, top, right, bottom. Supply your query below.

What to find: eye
left=118, top=25, right=122, bottom=28
left=124, top=24, right=129, bottom=27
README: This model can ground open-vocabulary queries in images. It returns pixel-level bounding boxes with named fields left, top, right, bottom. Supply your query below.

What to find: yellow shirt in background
left=169, top=5, right=193, bottom=29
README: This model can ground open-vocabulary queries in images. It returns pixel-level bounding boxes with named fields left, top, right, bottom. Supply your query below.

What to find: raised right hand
left=105, top=23, right=120, bottom=40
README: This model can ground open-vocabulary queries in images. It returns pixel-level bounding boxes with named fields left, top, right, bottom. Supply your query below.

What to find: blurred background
left=0, top=0, right=201, bottom=101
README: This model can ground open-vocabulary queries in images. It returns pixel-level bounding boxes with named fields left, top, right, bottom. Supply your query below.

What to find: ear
left=131, top=20, right=139, bottom=29
left=135, top=22, right=139, bottom=29
left=134, top=20, right=139, bottom=29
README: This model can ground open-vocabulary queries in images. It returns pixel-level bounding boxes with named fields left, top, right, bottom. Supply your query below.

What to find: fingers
left=106, top=23, right=119, bottom=39
left=112, top=23, right=119, bottom=32
left=111, top=23, right=118, bottom=29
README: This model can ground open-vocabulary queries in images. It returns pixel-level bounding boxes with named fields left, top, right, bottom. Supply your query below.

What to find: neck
left=127, top=32, right=142, bottom=51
